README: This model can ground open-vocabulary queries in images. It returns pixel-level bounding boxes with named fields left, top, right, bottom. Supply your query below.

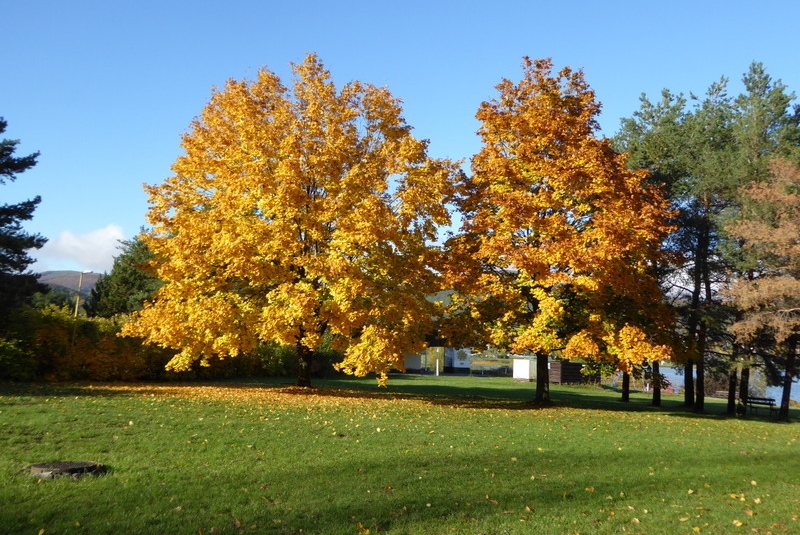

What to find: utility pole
left=73, top=270, right=92, bottom=317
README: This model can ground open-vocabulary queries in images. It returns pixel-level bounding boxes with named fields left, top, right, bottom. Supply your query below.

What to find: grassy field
left=1, top=375, right=799, bottom=535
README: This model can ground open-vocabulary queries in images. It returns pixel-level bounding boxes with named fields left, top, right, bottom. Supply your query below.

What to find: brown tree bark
left=738, top=366, right=750, bottom=415
left=651, top=360, right=662, bottom=407
left=296, top=336, right=313, bottom=387
left=727, top=367, right=738, bottom=416
left=695, top=323, right=706, bottom=413
left=683, top=360, right=695, bottom=407
left=779, top=337, right=797, bottom=422
left=534, top=352, right=551, bottom=404
left=621, top=372, right=630, bottom=402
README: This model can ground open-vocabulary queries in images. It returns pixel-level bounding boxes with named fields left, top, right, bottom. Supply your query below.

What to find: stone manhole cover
left=29, top=461, right=107, bottom=479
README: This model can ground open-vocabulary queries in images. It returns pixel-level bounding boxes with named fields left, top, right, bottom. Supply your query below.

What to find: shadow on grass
left=34, top=437, right=797, bottom=535
left=2, top=376, right=796, bottom=422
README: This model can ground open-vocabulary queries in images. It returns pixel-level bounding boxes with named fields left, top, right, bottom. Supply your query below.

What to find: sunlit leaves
left=122, top=54, right=459, bottom=382
left=447, top=57, right=674, bottom=367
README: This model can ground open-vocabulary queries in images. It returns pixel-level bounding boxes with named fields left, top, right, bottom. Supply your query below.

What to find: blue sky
left=3, top=0, right=799, bottom=273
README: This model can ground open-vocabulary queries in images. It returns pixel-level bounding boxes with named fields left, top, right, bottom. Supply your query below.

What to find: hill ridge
left=39, top=270, right=101, bottom=293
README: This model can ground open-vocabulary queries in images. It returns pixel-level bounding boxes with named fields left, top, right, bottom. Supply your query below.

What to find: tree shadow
left=2, top=377, right=797, bottom=421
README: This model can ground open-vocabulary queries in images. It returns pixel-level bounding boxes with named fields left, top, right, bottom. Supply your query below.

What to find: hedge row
left=0, top=306, right=332, bottom=382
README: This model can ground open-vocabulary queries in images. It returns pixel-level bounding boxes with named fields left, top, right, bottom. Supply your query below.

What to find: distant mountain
left=39, top=271, right=102, bottom=294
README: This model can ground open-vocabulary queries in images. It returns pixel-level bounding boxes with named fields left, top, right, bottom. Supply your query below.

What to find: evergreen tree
left=85, top=235, right=162, bottom=318
left=615, top=63, right=800, bottom=412
left=0, top=117, right=46, bottom=319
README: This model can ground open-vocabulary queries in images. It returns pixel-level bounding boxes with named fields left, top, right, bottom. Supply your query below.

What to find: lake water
left=659, top=366, right=799, bottom=402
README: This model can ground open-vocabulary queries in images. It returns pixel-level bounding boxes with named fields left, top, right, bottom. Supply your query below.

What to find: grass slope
left=1, top=376, right=798, bottom=535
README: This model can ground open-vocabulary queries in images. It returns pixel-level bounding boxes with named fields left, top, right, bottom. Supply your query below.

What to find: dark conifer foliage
left=85, top=236, right=161, bottom=318
left=0, top=117, right=46, bottom=318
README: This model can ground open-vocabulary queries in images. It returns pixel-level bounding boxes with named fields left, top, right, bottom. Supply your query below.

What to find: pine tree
left=615, top=62, right=800, bottom=412
left=0, top=117, right=46, bottom=319
left=726, top=158, right=800, bottom=421
left=85, top=235, right=162, bottom=318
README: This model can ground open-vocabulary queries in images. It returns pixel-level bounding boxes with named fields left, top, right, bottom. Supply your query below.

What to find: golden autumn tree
left=122, top=54, right=458, bottom=386
left=725, top=158, right=800, bottom=421
left=445, top=58, right=674, bottom=403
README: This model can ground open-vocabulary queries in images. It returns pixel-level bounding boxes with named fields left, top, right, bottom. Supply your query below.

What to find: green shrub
left=0, top=337, right=35, bottom=381
left=0, top=306, right=174, bottom=381
left=1, top=306, right=344, bottom=382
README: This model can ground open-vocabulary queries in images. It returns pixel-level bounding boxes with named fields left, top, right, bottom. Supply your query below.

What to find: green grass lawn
left=1, top=375, right=799, bottom=535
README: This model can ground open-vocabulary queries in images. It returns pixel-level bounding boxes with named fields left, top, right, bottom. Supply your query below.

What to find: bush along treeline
left=0, top=230, right=340, bottom=382
left=0, top=305, right=342, bottom=382
left=3, top=57, right=800, bottom=420
left=0, top=306, right=172, bottom=381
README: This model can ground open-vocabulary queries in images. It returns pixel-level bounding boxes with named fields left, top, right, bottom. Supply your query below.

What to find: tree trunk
left=779, top=337, right=797, bottom=422
left=651, top=360, right=661, bottom=407
left=621, top=372, right=630, bottom=402
left=534, top=352, right=550, bottom=404
left=685, top=211, right=710, bottom=408
left=726, top=367, right=738, bottom=416
left=296, top=341, right=313, bottom=387
left=683, top=361, right=695, bottom=407
left=696, top=217, right=715, bottom=413
left=738, top=366, right=750, bottom=415
left=694, top=358, right=706, bottom=412
left=694, top=323, right=706, bottom=413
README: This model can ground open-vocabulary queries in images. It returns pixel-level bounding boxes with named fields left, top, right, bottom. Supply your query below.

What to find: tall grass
left=1, top=376, right=798, bottom=534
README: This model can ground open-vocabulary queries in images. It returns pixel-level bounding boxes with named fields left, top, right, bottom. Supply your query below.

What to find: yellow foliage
left=445, top=57, right=674, bottom=371
left=122, top=54, right=459, bottom=382
left=602, top=325, right=672, bottom=372
left=564, top=331, right=601, bottom=360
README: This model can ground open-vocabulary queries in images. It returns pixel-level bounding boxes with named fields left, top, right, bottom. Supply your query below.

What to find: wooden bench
left=747, top=396, right=777, bottom=414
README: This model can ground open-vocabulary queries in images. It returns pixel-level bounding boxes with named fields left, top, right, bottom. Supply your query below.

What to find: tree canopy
left=0, top=117, right=46, bottom=319
left=725, top=158, right=800, bottom=420
left=444, top=58, right=674, bottom=402
left=726, top=159, right=800, bottom=342
left=121, top=55, right=459, bottom=386
left=85, top=235, right=162, bottom=318
left=615, top=62, right=800, bottom=411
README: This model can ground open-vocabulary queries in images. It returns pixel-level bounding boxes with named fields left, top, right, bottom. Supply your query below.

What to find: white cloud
left=33, top=224, right=126, bottom=273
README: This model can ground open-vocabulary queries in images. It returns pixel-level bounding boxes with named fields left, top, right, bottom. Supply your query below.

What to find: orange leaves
left=726, top=158, right=800, bottom=345
left=123, top=54, right=459, bottom=381
left=510, top=291, right=566, bottom=353
left=602, top=325, right=672, bottom=372
left=448, top=57, right=674, bottom=372
left=564, top=331, right=600, bottom=360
